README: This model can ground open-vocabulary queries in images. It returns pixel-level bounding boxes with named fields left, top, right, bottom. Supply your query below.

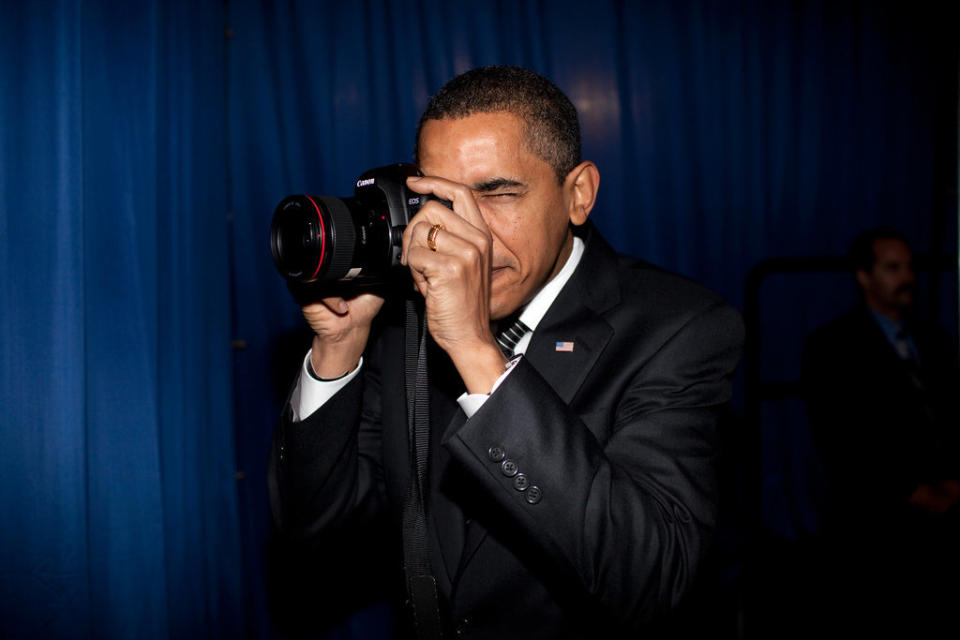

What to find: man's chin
left=489, top=280, right=516, bottom=320
left=895, top=292, right=914, bottom=307
left=490, top=305, right=516, bottom=322
left=489, top=296, right=523, bottom=322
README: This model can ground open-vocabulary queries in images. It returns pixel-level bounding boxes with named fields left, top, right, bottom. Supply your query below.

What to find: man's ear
left=565, top=161, right=599, bottom=226
left=855, top=269, right=871, bottom=292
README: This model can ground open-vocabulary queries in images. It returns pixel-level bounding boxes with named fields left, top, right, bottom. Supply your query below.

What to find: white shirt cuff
left=456, top=356, right=521, bottom=419
left=292, top=350, right=363, bottom=421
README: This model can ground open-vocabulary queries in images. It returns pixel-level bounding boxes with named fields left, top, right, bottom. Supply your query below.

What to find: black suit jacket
left=801, top=305, right=960, bottom=534
left=269, top=224, right=744, bottom=638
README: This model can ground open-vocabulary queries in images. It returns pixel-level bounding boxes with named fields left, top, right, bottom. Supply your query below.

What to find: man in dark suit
left=269, top=66, right=743, bottom=638
left=802, top=227, right=960, bottom=637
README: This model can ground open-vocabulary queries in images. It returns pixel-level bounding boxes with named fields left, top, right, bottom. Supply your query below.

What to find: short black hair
left=414, top=66, right=581, bottom=183
left=848, top=226, right=911, bottom=273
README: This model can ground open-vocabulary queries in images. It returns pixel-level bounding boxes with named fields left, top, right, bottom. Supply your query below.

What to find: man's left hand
left=402, top=175, right=508, bottom=394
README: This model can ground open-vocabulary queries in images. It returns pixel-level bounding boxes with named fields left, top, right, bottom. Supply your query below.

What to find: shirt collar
left=868, top=307, right=919, bottom=359
left=868, top=307, right=903, bottom=341
left=516, top=235, right=585, bottom=333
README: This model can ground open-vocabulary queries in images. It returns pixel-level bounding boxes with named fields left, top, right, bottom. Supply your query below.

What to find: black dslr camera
left=270, top=163, right=439, bottom=303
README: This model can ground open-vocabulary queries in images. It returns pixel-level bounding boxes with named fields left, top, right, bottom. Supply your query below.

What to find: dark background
left=1, top=1, right=957, bottom=638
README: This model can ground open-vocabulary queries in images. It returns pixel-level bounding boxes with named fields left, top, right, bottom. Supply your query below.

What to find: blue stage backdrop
left=0, top=2, right=243, bottom=639
left=1, top=1, right=956, bottom=639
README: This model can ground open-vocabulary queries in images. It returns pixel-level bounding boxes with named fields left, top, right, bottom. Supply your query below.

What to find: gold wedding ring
left=427, top=223, right=444, bottom=251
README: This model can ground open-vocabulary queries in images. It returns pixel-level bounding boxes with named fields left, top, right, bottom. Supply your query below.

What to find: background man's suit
left=803, top=305, right=959, bottom=528
left=802, top=305, right=960, bottom=636
left=270, top=223, right=744, bottom=638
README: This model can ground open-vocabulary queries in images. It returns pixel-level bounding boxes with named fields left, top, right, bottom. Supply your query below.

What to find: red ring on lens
left=304, top=195, right=326, bottom=280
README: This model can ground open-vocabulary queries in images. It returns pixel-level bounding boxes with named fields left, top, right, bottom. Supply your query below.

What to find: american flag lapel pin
left=555, top=341, right=574, bottom=352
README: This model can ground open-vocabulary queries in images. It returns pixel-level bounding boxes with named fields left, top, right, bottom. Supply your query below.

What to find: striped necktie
left=496, top=316, right=531, bottom=357
left=894, top=329, right=928, bottom=394
left=893, top=330, right=914, bottom=361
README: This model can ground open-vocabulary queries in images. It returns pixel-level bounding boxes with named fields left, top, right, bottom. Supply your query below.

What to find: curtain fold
left=1, top=2, right=243, bottom=638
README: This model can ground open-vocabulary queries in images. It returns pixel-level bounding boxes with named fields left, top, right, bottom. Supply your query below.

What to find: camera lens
left=270, top=195, right=355, bottom=282
left=270, top=163, right=434, bottom=302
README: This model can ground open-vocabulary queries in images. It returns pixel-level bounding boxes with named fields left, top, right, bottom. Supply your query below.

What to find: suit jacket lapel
left=526, top=226, right=619, bottom=404
left=456, top=225, right=620, bottom=576
left=525, top=318, right=613, bottom=406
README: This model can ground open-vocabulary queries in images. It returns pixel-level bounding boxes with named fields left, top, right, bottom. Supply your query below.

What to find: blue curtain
left=1, top=1, right=243, bottom=638
left=2, top=0, right=956, bottom=638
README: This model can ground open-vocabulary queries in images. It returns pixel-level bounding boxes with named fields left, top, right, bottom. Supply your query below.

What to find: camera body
left=270, top=163, right=436, bottom=302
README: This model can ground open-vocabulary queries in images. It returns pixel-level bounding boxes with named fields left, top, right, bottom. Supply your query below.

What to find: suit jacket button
left=487, top=446, right=506, bottom=462
left=525, top=485, right=543, bottom=504
left=513, top=473, right=529, bottom=491
left=500, top=459, right=518, bottom=477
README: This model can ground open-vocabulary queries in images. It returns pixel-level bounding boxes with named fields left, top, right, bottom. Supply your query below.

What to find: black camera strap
left=402, top=298, right=443, bottom=639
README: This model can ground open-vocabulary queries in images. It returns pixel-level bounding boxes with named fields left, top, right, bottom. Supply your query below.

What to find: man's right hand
left=303, top=292, right=384, bottom=379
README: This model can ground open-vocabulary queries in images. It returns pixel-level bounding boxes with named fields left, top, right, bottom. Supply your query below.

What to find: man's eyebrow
left=471, top=177, right=525, bottom=192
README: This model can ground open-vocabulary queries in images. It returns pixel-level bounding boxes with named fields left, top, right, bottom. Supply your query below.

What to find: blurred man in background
left=803, top=226, right=960, bottom=637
